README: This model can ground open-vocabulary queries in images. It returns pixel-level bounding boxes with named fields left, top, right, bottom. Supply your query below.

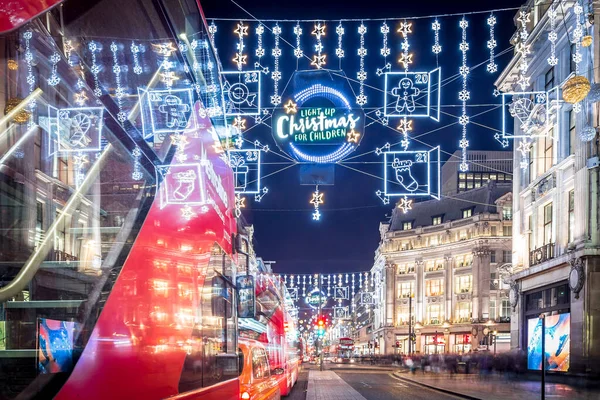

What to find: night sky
left=201, top=0, right=523, bottom=275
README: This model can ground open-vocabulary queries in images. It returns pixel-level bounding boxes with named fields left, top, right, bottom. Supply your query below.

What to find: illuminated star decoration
left=234, top=194, right=246, bottom=218
left=73, top=154, right=89, bottom=166
left=232, top=53, right=247, bottom=68
left=397, top=119, right=413, bottom=135
left=311, top=54, right=326, bottom=69
left=310, top=191, right=324, bottom=207
left=170, top=134, right=189, bottom=149
left=232, top=116, right=247, bottom=131
left=181, top=205, right=197, bottom=221
left=397, top=22, right=412, bottom=38
left=312, top=209, right=321, bottom=221
left=234, top=23, right=249, bottom=38
left=312, top=23, right=326, bottom=40
left=398, top=196, right=412, bottom=214
left=284, top=99, right=297, bottom=114
left=517, top=140, right=532, bottom=157
left=347, top=129, right=360, bottom=143
left=74, top=91, right=88, bottom=106
left=398, top=53, right=413, bottom=69
left=152, top=42, right=177, bottom=57
left=160, top=71, right=179, bottom=86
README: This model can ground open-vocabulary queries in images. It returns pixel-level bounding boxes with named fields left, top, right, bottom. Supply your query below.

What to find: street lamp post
left=408, top=294, right=412, bottom=355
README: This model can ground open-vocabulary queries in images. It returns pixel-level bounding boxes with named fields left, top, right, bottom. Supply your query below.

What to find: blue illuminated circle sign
left=273, top=77, right=364, bottom=164
left=305, top=287, right=327, bottom=309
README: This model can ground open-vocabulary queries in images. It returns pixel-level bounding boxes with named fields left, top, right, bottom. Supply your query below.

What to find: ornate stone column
left=444, top=254, right=453, bottom=322
left=385, top=263, right=396, bottom=327
left=473, top=243, right=491, bottom=321
left=415, top=259, right=424, bottom=323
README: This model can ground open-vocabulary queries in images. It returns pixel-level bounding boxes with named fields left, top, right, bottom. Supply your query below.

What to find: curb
left=392, top=371, right=483, bottom=400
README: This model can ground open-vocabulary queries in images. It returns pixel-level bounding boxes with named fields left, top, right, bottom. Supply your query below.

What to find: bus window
left=178, top=247, right=238, bottom=393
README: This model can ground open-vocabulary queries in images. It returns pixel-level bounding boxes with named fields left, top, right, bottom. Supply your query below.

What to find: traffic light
left=410, top=333, right=416, bottom=342
left=316, top=317, right=326, bottom=338
left=395, top=341, right=400, bottom=348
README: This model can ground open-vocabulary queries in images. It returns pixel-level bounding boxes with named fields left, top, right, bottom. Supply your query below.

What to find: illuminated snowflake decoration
left=432, top=19, right=441, bottom=55
left=486, top=14, right=498, bottom=73
left=335, top=22, right=345, bottom=59
left=459, top=17, right=470, bottom=171
left=271, top=24, right=282, bottom=105
left=294, top=23, right=303, bottom=59
left=357, top=22, right=368, bottom=106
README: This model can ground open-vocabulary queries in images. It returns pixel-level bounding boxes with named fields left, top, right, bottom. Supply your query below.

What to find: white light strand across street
left=208, top=21, right=218, bottom=56
left=547, top=5, right=558, bottom=66
left=294, top=22, right=303, bottom=59
left=130, top=41, right=143, bottom=75
left=516, top=9, right=531, bottom=90
left=486, top=13, right=497, bottom=73
left=271, top=24, right=282, bottom=105
left=432, top=19, right=441, bottom=56
left=132, top=146, right=143, bottom=180
left=110, top=42, right=127, bottom=123
left=312, top=21, right=326, bottom=68
left=335, top=22, right=345, bottom=63
left=379, top=21, right=391, bottom=75
left=356, top=22, right=368, bottom=106
left=572, top=2, right=584, bottom=113
left=458, top=17, right=470, bottom=172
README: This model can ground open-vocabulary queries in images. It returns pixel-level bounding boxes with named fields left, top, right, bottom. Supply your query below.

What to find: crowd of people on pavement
left=353, top=351, right=529, bottom=375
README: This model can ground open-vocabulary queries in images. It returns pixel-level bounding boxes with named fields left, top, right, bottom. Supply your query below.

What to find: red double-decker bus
left=0, top=1, right=241, bottom=399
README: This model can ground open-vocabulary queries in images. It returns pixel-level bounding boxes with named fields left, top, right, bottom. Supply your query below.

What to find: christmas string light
left=486, top=13, right=497, bottom=73
left=377, top=21, right=391, bottom=76
left=293, top=22, right=303, bottom=59
left=572, top=2, right=585, bottom=113
left=335, top=21, right=345, bottom=64
left=547, top=6, right=558, bottom=66
left=516, top=9, right=531, bottom=90
left=48, top=52, right=61, bottom=86
left=356, top=22, right=368, bottom=106
left=310, top=186, right=324, bottom=220
left=311, top=21, right=326, bottom=69
left=398, top=20, right=413, bottom=150
left=88, top=41, right=103, bottom=97
left=110, top=42, right=127, bottom=123
left=234, top=194, right=245, bottom=217
left=271, top=24, right=282, bottom=105
left=208, top=21, right=218, bottom=55
left=23, top=30, right=36, bottom=129
left=458, top=17, right=470, bottom=172
left=432, top=19, right=442, bottom=55
left=132, top=146, right=143, bottom=180
left=233, top=22, right=248, bottom=70
left=517, top=140, right=532, bottom=170
left=64, top=40, right=75, bottom=67
left=131, top=42, right=143, bottom=75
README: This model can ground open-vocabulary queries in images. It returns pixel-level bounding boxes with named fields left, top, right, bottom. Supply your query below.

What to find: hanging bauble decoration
left=581, top=35, right=593, bottom=47
left=4, top=98, right=31, bottom=124
left=579, top=125, right=597, bottom=142
left=586, top=83, right=600, bottom=103
left=562, top=75, right=591, bottom=104
left=7, top=59, right=18, bottom=70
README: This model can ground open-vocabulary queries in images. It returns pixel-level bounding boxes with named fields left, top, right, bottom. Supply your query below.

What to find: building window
left=489, top=299, right=497, bottom=320
left=503, top=225, right=512, bottom=236
left=569, top=109, right=576, bottom=155
left=426, top=304, right=442, bottom=325
left=396, top=305, right=415, bottom=325
left=432, top=215, right=443, bottom=225
left=570, top=42, right=577, bottom=72
left=544, top=67, right=554, bottom=91
left=568, top=190, right=575, bottom=243
left=455, top=254, right=473, bottom=268
left=397, top=281, right=414, bottom=298
left=542, top=135, right=553, bottom=173
left=528, top=215, right=534, bottom=253
left=455, top=274, right=472, bottom=294
left=544, top=203, right=553, bottom=244
left=502, top=250, right=511, bottom=263
left=490, top=272, right=499, bottom=290
left=462, top=208, right=473, bottom=218
left=502, top=207, right=512, bottom=220
left=34, top=132, right=42, bottom=171
left=403, top=221, right=413, bottom=230
left=35, top=201, right=44, bottom=249
left=500, top=299, right=511, bottom=318
left=490, top=251, right=496, bottom=263
left=528, top=146, right=534, bottom=183
left=425, top=279, right=444, bottom=297
left=455, top=302, right=472, bottom=323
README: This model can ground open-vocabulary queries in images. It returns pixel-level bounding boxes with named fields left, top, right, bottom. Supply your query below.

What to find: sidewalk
left=394, top=370, right=600, bottom=400
left=306, top=370, right=366, bottom=400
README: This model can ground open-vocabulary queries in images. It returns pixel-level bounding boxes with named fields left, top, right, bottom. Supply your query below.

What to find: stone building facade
left=496, top=0, right=600, bottom=375
left=369, top=182, right=513, bottom=355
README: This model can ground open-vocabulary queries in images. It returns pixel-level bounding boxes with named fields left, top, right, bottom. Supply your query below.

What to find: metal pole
left=408, top=294, right=412, bottom=356
left=319, top=274, right=324, bottom=372
left=494, top=334, right=497, bottom=355
left=541, top=314, right=546, bottom=400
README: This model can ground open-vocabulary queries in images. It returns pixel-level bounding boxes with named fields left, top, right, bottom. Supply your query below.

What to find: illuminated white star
left=347, top=129, right=361, bottom=143
left=234, top=23, right=249, bottom=37
left=312, top=23, right=326, bottom=40
left=181, top=205, right=196, bottom=221
left=398, top=53, right=413, bottom=69
left=312, top=209, right=322, bottom=221
left=284, top=99, right=297, bottom=114
left=398, top=197, right=412, bottom=214
left=397, top=22, right=412, bottom=38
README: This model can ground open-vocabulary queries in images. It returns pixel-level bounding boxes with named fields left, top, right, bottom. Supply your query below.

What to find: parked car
left=239, top=340, right=282, bottom=400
